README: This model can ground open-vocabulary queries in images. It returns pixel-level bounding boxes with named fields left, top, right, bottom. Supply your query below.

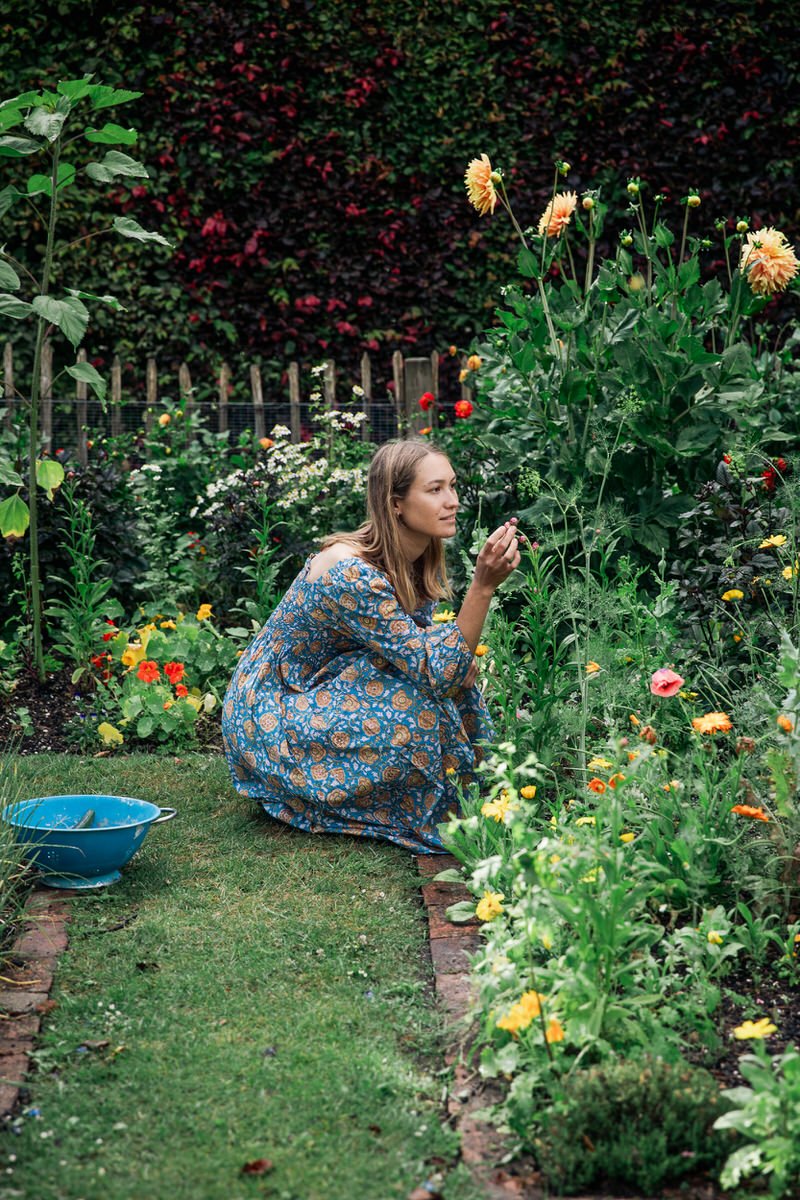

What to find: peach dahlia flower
left=464, top=154, right=498, bottom=216
left=739, top=227, right=799, bottom=296
left=538, top=190, right=577, bottom=238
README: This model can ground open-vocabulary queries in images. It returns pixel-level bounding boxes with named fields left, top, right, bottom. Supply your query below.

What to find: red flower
left=91, top=653, right=110, bottom=670
left=175, top=684, right=189, bottom=699
left=102, top=631, right=116, bottom=642
left=774, top=457, right=788, bottom=473
left=418, top=392, right=435, bottom=411
left=454, top=400, right=473, bottom=419
left=137, top=660, right=160, bottom=683
left=722, top=454, right=731, bottom=464
left=762, top=466, right=777, bottom=492
left=164, top=661, right=186, bottom=685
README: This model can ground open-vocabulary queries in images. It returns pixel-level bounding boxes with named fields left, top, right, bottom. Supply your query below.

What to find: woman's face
left=395, top=453, right=459, bottom=539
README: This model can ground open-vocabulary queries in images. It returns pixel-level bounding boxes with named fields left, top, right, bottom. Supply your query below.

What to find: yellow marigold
left=475, top=643, right=489, bottom=656
left=759, top=534, right=787, bottom=549
left=545, top=1017, right=565, bottom=1044
left=496, top=990, right=547, bottom=1034
left=467, top=354, right=482, bottom=371
left=587, top=756, right=612, bottom=770
left=707, top=930, right=724, bottom=945
left=475, top=890, right=505, bottom=922
left=519, top=785, right=537, bottom=799
left=481, top=793, right=515, bottom=823
left=196, top=603, right=213, bottom=621
left=692, top=711, right=733, bottom=735
left=740, top=227, right=799, bottom=296
left=733, top=1017, right=778, bottom=1040
left=777, top=714, right=794, bottom=732
left=585, top=661, right=601, bottom=674
left=721, top=589, right=744, bottom=601
left=464, top=154, right=499, bottom=216
left=620, top=832, right=635, bottom=843
left=538, top=190, right=577, bottom=238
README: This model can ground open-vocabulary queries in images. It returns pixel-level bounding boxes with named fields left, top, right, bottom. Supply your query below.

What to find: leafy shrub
left=532, top=1056, right=729, bottom=1193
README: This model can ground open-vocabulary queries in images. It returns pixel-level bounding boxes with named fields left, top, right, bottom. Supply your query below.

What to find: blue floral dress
left=222, top=553, right=494, bottom=853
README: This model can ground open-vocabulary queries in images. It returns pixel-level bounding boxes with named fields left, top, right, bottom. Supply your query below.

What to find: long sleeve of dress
left=315, top=559, right=473, bottom=700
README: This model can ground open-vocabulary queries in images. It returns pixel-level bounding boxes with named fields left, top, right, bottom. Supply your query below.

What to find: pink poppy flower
left=650, top=668, right=684, bottom=698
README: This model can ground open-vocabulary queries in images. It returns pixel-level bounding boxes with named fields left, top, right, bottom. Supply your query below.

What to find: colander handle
left=153, top=807, right=177, bottom=824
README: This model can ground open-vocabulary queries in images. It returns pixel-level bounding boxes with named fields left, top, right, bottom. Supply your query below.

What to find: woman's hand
left=461, top=657, right=479, bottom=689
left=472, top=518, right=522, bottom=593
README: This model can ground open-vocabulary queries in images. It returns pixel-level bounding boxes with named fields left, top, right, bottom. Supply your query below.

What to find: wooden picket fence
left=2, top=342, right=472, bottom=465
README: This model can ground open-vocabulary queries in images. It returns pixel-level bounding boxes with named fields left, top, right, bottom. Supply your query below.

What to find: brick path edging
left=0, top=888, right=72, bottom=1119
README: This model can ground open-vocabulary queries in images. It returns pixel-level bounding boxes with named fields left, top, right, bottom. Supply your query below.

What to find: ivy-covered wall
left=1, top=1, right=797, bottom=396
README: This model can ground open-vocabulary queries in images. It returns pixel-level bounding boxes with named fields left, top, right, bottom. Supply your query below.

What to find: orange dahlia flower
left=740, top=227, right=799, bottom=296
left=464, top=154, right=498, bottom=216
left=538, top=190, right=577, bottom=238
left=692, top=711, right=733, bottom=735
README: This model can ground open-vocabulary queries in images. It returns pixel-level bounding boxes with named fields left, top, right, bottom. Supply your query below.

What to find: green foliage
left=533, top=1056, right=728, bottom=1194
left=715, top=1043, right=800, bottom=1198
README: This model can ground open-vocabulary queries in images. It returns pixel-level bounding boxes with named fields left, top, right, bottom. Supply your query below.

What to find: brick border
left=0, top=887, right=72, bottom=1119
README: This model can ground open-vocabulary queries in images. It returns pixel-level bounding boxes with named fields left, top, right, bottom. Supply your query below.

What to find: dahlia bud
left=686, top=193, right=701, bottom=208
left=581, top=196, right=594, bottom=211
left=558, top=160, right=571, bottom=176
left=620, top=233, right=633, bottom=247
left=490, top=170, right=503, bottom=185
left=736, top=219, right=749, bottom=233
left=626, top=181, right=640, bottom=197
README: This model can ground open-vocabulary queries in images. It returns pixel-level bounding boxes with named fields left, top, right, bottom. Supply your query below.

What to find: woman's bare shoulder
left=305, top=543, right=365, bottom=584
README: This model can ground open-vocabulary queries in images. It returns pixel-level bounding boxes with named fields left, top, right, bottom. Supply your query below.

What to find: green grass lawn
left=0, top=754, right=481, bottom=1200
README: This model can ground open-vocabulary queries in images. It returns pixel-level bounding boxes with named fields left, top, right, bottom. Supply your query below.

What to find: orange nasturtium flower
left=739, top=227, right=799, bottom=296
left=537, top=190, right=577, bottom=238
left=731, top=804, right=770, bottom=822
left=475, top=890, right=505, bottom=922
left=519, top=785, right=537, bottom=800
left=587, top=777, right=606, bottom=794
left=464, top=155, right=499, bottom=217
left=496, top=990, right=547, bottom=1034
left=164, top=661, right=185, bottom=685
left=545, top=1017, right=565, bottom=1044
left=777, top=714, right=794, bottom=732
left=175, top=684, right=189, bottom=699
left=136, top=660, right=160, bottom=683
left=692, top=712, right=733, bottom=735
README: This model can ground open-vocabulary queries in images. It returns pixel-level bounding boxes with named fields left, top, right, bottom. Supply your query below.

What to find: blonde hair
left=319, top=438, right=454, bottom=614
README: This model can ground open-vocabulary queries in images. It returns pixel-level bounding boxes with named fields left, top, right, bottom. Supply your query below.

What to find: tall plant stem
left=497, top=178, right=562, bottom=365
left=29, top=139, right=61, bottom=681
left=584, top=207, right=595, bottom=297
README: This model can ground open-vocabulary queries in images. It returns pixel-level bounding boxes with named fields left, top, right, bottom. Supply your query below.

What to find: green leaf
left=0, top=186, right=22, bottom=218
left=0, top=136, right=41, bottom=157
left=0, top=91, right=41, bottom=112
left=0, top=261, right=20, bottom=290
left=0, top=461, right=23, bottom=487
left=0, top=293, right=33, bottom=319
left=112, top=216, right=172, bottom=248
left=136, top=716, right=155, bottom=739
left=0, top=494, right=29, bottom=538
left=23, top=108, right=66, bottom=142
left=35, top=458, right=65, bottom=500
left=86, top=85, right=142, bottom=111
left=517, top=247, right=540, bottom=278
left=85, top=150, right=148, bottom=183
left=432, top=868, right=464, bottom=883
left=66, top=287, right=125, bottom=311
left=677, top=257, right=701, bottom=290
left=31, top=294, right=89, bottom=348
left=66, top=361, right=107, bottom=403
left=85, top=123, right=138, bottom=145
left=652, top=223, right=675, bottom=248
left=26, top=162, right=76, bottom=197
left=56, top=77, right=94, bottom=101
left=445, top=900, right=479, bottom=923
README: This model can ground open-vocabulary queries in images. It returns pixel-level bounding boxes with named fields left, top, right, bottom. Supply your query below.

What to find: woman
left=222, top=438, right=520, bottom=854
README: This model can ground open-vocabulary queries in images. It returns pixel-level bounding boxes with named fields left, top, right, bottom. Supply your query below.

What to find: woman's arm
left=456, top=519, right=521, bottom=652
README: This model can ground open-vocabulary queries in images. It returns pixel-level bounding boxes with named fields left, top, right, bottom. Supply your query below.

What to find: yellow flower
left=721, top=589, right=744, bottom=601
left=783, top=566, right=794, bottom=580
left=580, top=868, right=599, bottom=884
left=545, top=1017, right=565, bottom=1043
left=475, top=890, right=505, bottom=922
left=158, top=413, right=171, bottom=427
left=445, top=766, right=457, bottom=776
left=538, top=190, right=577, bottom=238
left=620, top=832, right=635, bottom=843
left=464, top=154, right=498, bottom=216
left=692, top=711, right=733, bottom=735
left=585, top=661, right=601, bottom=674
left=707, top=930, right=724, bottom=945
left=575, top=815, right=596, bottom=827
left=458, top=368, right=469, bottom=383
left=777, top=714, right=794, bottom=732
left=121, top=642, right=145, bottom=669
left=475, top=644, right=489, bottom=656
left=466, top=354, right=482, bottom=371
left=629, top=714, right=640, bottom=727
left=98, top=722, right=124, bottom=747
left=739, top=227, right=799, bottom=296
left=733, top=631, right=743, bottom=642
left=140, top=622, right=157, bottom=634
left=587, top=756, right=612, bottom=770
left=519, top=785, right=537, bottom=800
left=733, top=1017, right=778, bottom=1040
left=759, top=534, right=787, bottom=549
left=184, top=694, right=203, bottom=712
left=160, top=619, right=177, bottom=630
left=196, top=603, right=213, bottom=621
left=481, top=794, right=516, bottom=823
left=432, top=608, right=456, bottom=623
left=496, top=990, right=547, bottom=1034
